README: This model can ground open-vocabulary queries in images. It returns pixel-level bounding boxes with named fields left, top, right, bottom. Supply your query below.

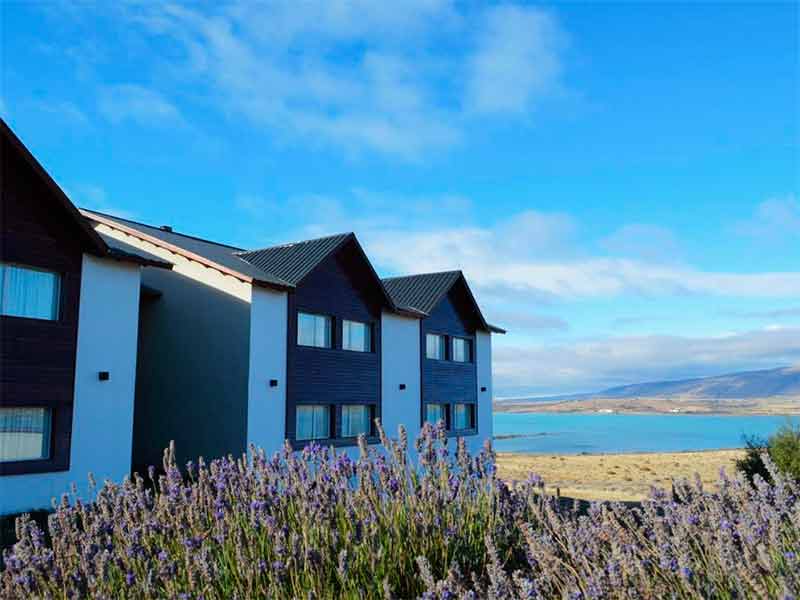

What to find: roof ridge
left=382, top=269, right=462, bottom=281
left=81, top=208, right=245, bottom=251
left=237, top=231, right=353, bottom=256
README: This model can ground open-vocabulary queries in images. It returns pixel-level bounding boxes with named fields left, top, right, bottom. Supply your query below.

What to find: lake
left=492, top=412, right=795, bottom=454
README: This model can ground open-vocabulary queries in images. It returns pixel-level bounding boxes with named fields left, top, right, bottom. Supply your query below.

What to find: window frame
left=451, top=336, right=472, bottom=363
left=423, top=402, right=449, bottom=428
left=294, top=404, right=333, bottom=442
left=0, top=406, right=53, bottom=464
left=0, top=402, right=70, bottom=476
left=341, top=319, right=373, bottom=353
left=452, top=402, right=477, bottom=432
left=296, top=311, right=334, bottom=349
left=0, top=262, right=62, bottom=322
left=339, top=404, right=374, bottom=438
left=425, top=333, right=447, bottom=361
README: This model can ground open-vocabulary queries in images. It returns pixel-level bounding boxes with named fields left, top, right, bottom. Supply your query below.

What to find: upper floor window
left=295, top=405, right=331, bottom=441
left=297, top=312, right=332, bottom=348
left=0, top=263, right=60, bottom=321
left=451, top=337, right=471, bottom=362
left=0, top=407, right=52, bottom=463
left=341, top=404, right=372, bottom=437
left=426, top=334, right=445, bottom=360
left=342, top=320, right=371, bottom=352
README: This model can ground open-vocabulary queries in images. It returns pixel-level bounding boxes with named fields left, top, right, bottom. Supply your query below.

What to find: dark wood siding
left=0, top=141, right=82, bottom=475
left=285, top=241, right=382, bottom=443
left=421, top=280, right=478, bottom=433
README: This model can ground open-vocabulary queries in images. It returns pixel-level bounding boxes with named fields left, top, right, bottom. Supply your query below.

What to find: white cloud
left=494, top=326, right=800, bottom=396
left=97, top=84, right=183, bottom=126
left=65, top=183, right=137, bottom=219
left=601, top=223, right=684, bottom=263
left=121, top=1, right=565, bottom=157
left=734, top=195, right=800, bottom=241
left=467, top=5, right=564, bottom=114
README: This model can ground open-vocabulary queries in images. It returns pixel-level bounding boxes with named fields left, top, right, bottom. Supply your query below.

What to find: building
left=81, top=211, right=504, bottom=472
left=0, top=120, right=171, bottom=514
left=0, top=118, right=504, bottom=514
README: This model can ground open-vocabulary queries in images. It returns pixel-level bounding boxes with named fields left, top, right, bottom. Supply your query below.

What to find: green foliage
left=737, top=421, right=800, bottom=484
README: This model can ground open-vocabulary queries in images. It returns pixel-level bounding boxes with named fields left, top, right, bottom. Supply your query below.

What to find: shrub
left=737, top=422, right=800, bottom=484
left=1, top=423, right=798, bottom=599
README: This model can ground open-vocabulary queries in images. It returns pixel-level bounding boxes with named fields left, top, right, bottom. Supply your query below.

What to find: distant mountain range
left=498, top=366, right=800, bottom=405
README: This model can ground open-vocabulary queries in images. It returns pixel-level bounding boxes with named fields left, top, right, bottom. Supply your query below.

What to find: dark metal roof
left=98, top=233, right=172, bottom=269
left=382, top=271, right=461, bottom=315
left=82, top=210, right=293, bottom=289
left=237, top=233, right=353, bottom=285
left=382, top=270, right=505, bottom=334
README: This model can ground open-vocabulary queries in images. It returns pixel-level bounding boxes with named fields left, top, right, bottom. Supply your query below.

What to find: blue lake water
left=492, top=412, right=795, bottom=454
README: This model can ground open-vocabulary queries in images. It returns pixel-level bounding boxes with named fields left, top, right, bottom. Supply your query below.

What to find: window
left=0, top=263, right=60, bottom=320
left=341, top=405, right=372, bottom=437
left=296, top=405, right=331, bottom=441
left=342, top=320, right=371, bottom=352
left=297, top=312, right=332, bottom=348
left=425, top=403, right=447, bottom=426
left=453, top=403, right=475, bottom=431
left=0, top=408, right=52, bottom=463
left=452, top=337, right=471, bottom=362
left=426, top=334, right=445, bottom=360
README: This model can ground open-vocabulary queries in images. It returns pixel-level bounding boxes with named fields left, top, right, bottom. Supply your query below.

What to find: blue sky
left=2, top=1, right=798, bottom=396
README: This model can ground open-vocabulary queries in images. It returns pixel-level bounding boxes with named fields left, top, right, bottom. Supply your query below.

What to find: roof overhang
left=82, top=209, right=294, bottom=291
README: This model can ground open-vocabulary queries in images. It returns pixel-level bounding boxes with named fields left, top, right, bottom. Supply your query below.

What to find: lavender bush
left=2, top=423, right=798, bottom=599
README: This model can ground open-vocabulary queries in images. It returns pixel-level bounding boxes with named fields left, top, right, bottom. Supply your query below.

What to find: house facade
left=0, top=121, right=170, bottom=515
left=0, top=119, right=503, bottom=514
left=82, top=211, right=503, bottom=472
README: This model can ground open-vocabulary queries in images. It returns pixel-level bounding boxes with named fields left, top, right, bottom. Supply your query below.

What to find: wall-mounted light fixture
left=399, top=383, right=406, bottom=390
left=98, top=371, right=110, bottom=381
left=269, top=379, right=279, bottom=388
left=480, top=386, right=487, bottom=392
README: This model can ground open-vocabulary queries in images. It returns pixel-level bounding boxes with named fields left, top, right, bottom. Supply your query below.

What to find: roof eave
left=106, top=247, right=172, bottom=269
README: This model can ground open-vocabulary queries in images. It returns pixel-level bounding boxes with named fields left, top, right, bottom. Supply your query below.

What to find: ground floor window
left=425, top=403, right=447, bottom=427
left=295, top=405, right=331, bottom=441
left=341, top=404, right=372, bottom=437
left=453, top=403, right=476, bottom=431
left=0, top=407, right=52, bottom=463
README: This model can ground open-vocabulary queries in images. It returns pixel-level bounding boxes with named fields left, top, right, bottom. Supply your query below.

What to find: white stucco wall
left=380, top=312, right=422, bottom=442
left=247, top=287, right=288, bottom=456
left=467, top=330, right=494, bottom=455
left=0, top=255, right=141, bottom=514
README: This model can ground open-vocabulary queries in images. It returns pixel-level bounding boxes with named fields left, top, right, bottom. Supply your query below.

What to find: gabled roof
left=238, top=233, right=397, bottom=310
left=236, top=233, right=352, bottom=285
left=98, top=233, right=172, bottom=269
left=2, top=118, right=107, bottom=256
left=82, top=210, right=292, bottom=289
left=382, top=270, right=505, bottom=334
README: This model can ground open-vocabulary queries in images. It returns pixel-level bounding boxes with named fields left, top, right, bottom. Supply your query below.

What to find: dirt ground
left=496, top=449, right=745, bottom=502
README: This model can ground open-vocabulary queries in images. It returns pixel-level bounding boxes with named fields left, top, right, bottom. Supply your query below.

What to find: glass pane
left=426, top=334, right=443, bottom=359
left=0, top=407, right=52, bottom=462
left=452, top=338, right=464, bottom=362
left=425, top=403, right=445, bottom=425
left=1, top=264, right=60, bottom=320
left=343, top=320, right=370, bottom=352
left=296, top=405, right=330, bottom=440
left=453, top=404, right=473, bottom=430
left=342, top=405, right=371, bottom=437
left=298, top=313, right=331, bottom=348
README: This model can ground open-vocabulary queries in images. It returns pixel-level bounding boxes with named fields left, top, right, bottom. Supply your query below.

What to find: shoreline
left=495, top=446, right=747, bottom=457
left=496, top=448, right=745, bottom=502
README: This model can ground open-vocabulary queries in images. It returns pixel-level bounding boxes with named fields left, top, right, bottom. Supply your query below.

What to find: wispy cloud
left=120, top=1, right=565, bottom=157
left=494, top=326, right=800, bottom=396
left=97, top=84, right=183, bottom=126
left=727, top=307, right=800, bottom=320
left=64, top=183, right=138, bottom=219
left=733, top=195, right=800, bottom=242
left=466, top=5, right=564, bottom=114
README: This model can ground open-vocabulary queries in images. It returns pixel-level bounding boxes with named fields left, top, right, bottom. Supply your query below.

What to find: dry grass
left=496, top=449, right=745, bottom=502
left=495, top=396, right=800, bottom=415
